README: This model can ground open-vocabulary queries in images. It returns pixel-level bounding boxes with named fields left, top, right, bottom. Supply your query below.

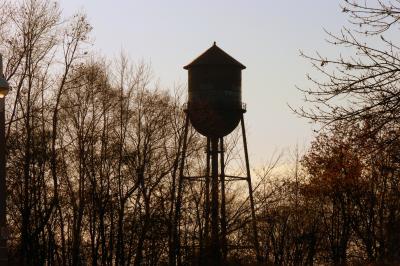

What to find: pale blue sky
left=58, top=1, right=348, bottom=165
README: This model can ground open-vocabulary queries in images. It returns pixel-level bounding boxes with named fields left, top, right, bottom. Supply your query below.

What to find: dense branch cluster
left=2, top=0, right=400, bottom=265
left=297, top=1, right=400, bottom=134
left=293, top=0, right=400, bottom=264
left=0, top=1, right=269, bottom=265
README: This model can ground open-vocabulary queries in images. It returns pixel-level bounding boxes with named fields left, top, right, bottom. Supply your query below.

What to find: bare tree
left=295, top=0, right=400, bottom=140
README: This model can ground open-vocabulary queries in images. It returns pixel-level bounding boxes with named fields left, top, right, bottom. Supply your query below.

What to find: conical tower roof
left=184, top=42, right=246, bottom=70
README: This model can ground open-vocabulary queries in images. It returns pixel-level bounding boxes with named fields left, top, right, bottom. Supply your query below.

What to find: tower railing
left=182, top=102, right=247, bottom=112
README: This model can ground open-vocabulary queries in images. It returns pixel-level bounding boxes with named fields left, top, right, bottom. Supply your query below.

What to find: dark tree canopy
left=2, top=0, right=400, bottom=265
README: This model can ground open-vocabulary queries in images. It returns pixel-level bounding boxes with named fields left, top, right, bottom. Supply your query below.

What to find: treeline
left=1, top=0, right=400, bottom=265
left=0, top=1, right=256, bottom=265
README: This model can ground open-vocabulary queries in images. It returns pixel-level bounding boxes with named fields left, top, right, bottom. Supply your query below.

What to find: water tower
left=172, top=43, right=261, bottom=265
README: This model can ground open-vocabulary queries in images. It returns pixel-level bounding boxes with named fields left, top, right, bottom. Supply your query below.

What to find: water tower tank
left=184, top=43, right=246, bottom=138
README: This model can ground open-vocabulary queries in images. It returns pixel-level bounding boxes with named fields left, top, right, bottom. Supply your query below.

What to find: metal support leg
left=220, top=137, right=228, bottom=262
left=210, top=138, right=221, bottom=265
left=201, top=137, right=211, bottom=265
left=172, top=114, right=190, bottom=266
left=241, top=115, right=262, bottom=262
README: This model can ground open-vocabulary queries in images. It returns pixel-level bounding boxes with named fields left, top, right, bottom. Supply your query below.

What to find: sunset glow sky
left=58, top=1, right=349, bottom=165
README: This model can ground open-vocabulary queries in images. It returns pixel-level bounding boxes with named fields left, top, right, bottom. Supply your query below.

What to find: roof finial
left=213, top=41, right=216, bottom=46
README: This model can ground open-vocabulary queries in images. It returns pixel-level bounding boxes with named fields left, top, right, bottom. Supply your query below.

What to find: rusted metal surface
left=184, top=43, right=246, bottom=138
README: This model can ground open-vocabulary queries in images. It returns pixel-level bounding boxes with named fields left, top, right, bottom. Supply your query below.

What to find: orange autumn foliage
left=301, top=131, right=364, bottom=197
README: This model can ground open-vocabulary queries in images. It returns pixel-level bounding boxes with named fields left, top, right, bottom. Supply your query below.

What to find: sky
left=58, top=0, right=350, bottom=166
